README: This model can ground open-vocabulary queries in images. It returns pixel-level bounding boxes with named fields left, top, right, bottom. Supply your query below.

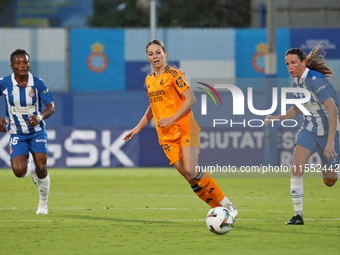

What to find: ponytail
left=305, top=42, right=334, bottom=77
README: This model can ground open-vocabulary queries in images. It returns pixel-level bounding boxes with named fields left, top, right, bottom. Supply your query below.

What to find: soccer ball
left=206, top=206, right=235, bottom=235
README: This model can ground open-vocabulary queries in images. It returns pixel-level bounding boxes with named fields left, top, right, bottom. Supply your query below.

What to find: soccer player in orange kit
left=123, top=40, right=238, bottom=217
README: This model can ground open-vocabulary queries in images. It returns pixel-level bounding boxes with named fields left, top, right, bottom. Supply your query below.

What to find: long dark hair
left=285, top=42, right=334, bottom=77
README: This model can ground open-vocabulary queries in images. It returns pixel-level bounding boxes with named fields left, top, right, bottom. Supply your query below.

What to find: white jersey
left=0, top=72, right=54, bottom=134
left=293, top=68, right=340, bottom=136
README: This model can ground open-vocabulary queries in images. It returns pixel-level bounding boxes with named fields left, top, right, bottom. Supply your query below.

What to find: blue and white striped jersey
left=293, top=68, right=340, bottom=136
left=0, top=72, right=54, bottom=134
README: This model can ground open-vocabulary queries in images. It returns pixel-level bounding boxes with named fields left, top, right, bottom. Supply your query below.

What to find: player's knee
left=35, top=169, right=47, bottom=179
left=181, top=169, right=196, bottom=185
left=323, top=178, right=337, bottom=187
left=12, top=166, right=27, bottom=178
left=183, top=165, right=194, bottom=178
left=184, top=171, right=195, bottom=184
left=35, top=164, right=47, bottom=178
left=291, top=161, right=305, bottom=176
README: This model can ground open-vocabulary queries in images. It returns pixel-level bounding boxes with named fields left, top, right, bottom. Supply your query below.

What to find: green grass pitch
left=1, top=168, right=340, bottom=255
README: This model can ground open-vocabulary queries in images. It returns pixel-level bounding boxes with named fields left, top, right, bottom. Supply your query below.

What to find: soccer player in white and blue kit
left=265, top=43, right=340, bottom=225
left=0, top=49, right=55, bottom=214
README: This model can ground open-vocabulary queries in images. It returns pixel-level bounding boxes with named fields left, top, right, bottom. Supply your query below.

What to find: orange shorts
left=161, top=132, right=200, bottom=165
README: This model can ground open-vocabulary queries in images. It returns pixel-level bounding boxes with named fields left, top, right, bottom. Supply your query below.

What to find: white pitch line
left=2, top=218, right=340, bottom=223
left=0, top=207, right=285, bottom=212
left=0, top=207, right=335, bottom=214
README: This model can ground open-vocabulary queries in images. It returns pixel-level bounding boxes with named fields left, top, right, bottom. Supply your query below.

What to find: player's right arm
left=123, top=105, right=153, bottom=142
left=0, top=82, right=7, bottom=132
left=0, top=117, right=8, bottom=133
left=264, top=106, right=302, bottom=126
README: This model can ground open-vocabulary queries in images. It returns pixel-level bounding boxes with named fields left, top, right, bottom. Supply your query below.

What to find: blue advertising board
left=236, top=29, right=267, bottom=78
left=290, top=29, right=340, bottom=59
left=125, top=61, right=151, bottom=90
left=15, top=0, right=93, bottom=27
left=0, top=126, right=319, bottom=169
left=198, top=127, right=264, bottom=168
left=125, top=61, right=180, bottom=90
left=70, top=29, right=125, bottom=91
left=0, top=127, right=168, bottom=168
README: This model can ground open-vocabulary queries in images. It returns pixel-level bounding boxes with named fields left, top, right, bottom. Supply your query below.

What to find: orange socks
left=191, top=184, right=220, bottom=208
left=194, top=172, right=226, bottom=203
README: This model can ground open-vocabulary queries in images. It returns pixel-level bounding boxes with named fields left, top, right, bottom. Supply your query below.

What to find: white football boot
left=36, top=204, right=48, bottom=215
left=223, top=202, right=238, bottom=218
left=28, top=158, right=38, bottom=187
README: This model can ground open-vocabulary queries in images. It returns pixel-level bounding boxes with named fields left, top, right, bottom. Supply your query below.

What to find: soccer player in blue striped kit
left=265, top=43, right=340, bottom=225
left=0, top=49, right=55, bottom=214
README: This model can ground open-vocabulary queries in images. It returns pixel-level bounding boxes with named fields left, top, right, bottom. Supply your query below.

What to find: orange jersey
left=145, top=66, right=200, bottom=145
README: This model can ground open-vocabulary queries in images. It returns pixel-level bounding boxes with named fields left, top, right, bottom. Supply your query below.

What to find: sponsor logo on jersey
left=148, top=90, right=165, bottom=98
left=314, top=84, right=326, bottom=93
left=36, top=139, right=47, bottom=143
left=148, top=90, right=165, bottom=103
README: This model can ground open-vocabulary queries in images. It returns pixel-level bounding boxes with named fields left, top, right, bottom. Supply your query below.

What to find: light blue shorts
left=9, top=129, right=49, bottom=160
left=295, top=129, right=340, bottom=168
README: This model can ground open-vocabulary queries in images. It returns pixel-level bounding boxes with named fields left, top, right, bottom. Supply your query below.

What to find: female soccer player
left=264, top=43, right=339, bottom=225
left=0, top=49, right=55, bottom=214
left=123, top=40, right=237, bottom=217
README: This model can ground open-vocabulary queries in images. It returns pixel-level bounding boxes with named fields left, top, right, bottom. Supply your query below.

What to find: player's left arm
left=27, top=101, right=55, bottom=126
left=323, top=97, right=338, bottom=161
left=27, top=79, right=55, bottom=126
left=310, top=76, right=339, bottom=160
left=158, top=88, right=195, bottom=128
